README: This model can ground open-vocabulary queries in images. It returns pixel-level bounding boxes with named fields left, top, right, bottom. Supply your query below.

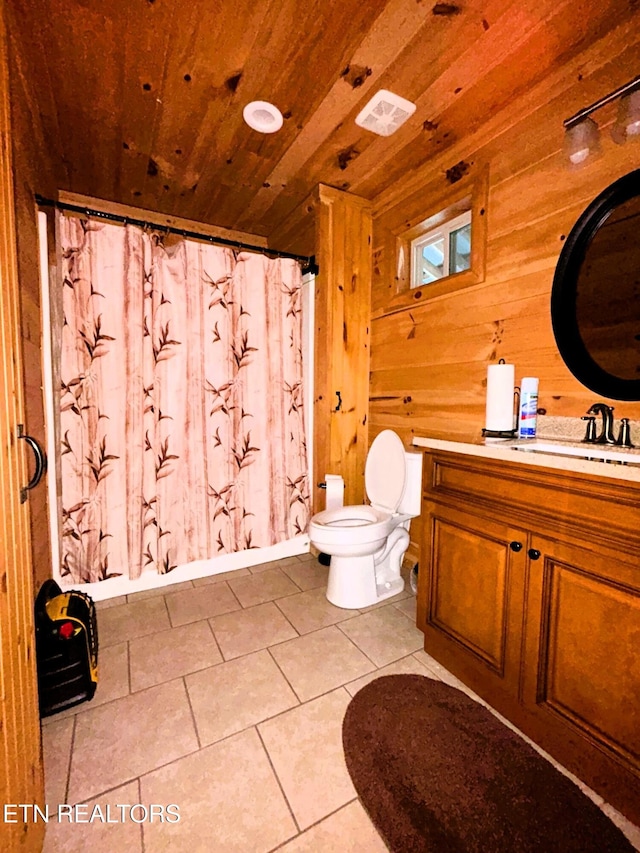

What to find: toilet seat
left=364, top=429, right=407, bottom=513
left=312, top=505, right=386, bottom=527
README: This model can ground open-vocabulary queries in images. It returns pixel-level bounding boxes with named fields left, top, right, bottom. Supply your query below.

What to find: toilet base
left=326, top=555, right=405, bottom=609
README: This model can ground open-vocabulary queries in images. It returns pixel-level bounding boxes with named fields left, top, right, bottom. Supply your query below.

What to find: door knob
left=528, top=548, right=541, bottom=560
left=509, top=541, right=523, bottom=552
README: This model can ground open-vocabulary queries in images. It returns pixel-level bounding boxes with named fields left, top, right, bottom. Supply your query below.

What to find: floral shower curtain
left=57, top=214, right=309, bottom=584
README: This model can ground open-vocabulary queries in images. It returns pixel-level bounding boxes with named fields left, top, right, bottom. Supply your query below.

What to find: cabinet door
left=523, top=535, right=640, bottom=820
left=418, top=501, right=527, bottom=711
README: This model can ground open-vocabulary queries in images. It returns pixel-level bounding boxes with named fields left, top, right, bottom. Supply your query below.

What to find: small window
left=410, top=210, right=471, bottom=288
left=384, top=168, right=488, bottom=312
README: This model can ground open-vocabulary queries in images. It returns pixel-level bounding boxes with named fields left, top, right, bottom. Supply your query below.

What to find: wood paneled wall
left=370, top=17, right=640, bottom=451
left=7, top=3, right=58, bottom=591
left=0, top=8, right=45, bottom=849
left=313, top=185, right=372, bottom=512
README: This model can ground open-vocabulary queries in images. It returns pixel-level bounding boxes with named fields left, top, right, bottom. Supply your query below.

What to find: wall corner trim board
left=313, top=185, right=373, bottom=513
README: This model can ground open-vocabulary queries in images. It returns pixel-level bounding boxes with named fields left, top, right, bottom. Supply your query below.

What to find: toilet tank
left=397, top=452, right=423, bottom=516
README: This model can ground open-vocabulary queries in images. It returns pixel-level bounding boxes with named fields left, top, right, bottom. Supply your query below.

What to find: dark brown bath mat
left=342, top=674, right=634, bottom=853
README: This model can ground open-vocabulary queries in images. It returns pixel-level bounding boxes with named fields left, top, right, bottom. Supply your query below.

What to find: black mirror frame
left=551, top=168, right=640, bottom=402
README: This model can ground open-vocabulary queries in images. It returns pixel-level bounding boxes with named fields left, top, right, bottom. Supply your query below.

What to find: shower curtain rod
left=35, top=194, right=319, bottom=276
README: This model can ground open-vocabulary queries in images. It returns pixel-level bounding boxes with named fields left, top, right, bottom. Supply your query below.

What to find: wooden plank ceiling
left=10, top=0, right=638, bottom=241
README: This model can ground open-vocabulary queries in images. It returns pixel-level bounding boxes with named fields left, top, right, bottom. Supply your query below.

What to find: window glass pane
left=449, top=223, right=471, bottom=274
left=419, top=236, right=445, bottom=284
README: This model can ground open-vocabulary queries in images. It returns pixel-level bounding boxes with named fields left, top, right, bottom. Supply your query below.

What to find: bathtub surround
left=56, top=213, right=309, bottom=586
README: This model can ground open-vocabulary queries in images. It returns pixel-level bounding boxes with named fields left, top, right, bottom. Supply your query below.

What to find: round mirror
left=551, top=168, right=640, bottom=401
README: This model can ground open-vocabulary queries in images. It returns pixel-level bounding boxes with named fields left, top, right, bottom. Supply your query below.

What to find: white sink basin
left=501, top=439, right=640, bottom=467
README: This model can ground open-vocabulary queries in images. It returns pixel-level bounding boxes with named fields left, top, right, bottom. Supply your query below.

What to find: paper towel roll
left=324, top=474, right=345, bottom=510
left=485, top=362, right=515, bottom=432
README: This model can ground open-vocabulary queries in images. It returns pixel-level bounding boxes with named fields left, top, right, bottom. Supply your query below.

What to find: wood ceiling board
left=8, top=0, right=87, bottom=191
left=372, top=5, right=640, bottom=220
left=198, top=0, right=390, bottom=226
left=30, top=0, right=132, bottom=198
left=359, top=0, right=633, bottom=207
left=236, top=0, right=438, bottom=230
left=326, top=0, right=586, bottom=200
left=9, top=0, right=640, bottom=237
left=5, top=4, right=64, bottom=190
left=138, top=0, right=277, bottom=216
left=254, top=0, right=524, bottom=233
left=116, top=1, right=181, bottom=206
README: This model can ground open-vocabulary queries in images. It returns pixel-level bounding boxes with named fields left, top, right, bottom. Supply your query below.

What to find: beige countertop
left=411, top=435, right=640, bottom=484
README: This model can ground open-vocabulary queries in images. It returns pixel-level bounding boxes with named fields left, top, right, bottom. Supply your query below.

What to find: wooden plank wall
left=7, top=3, right=58, bottom=591
left=0, top=7, right=45, bottom=849
left=313, top=185, right=372, bottom=512
left=370, top=18, right=640, bottom=454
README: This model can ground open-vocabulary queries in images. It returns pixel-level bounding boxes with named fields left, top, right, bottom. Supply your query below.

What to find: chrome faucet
left=586, top=403, right=615, bottom=444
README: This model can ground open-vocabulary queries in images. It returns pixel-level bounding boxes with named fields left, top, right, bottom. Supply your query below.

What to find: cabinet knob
left=528, top=548, right=541, bottom=560
left=509, top=541, right=523, bottom=552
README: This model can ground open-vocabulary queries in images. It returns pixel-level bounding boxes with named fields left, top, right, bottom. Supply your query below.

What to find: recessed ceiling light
left=243, top=101, right=283, bottom=134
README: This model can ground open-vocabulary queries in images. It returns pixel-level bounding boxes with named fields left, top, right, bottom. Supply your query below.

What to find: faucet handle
left=615, top=418, right=635, bottom=448
left=581, top=415, right=597, bottom=443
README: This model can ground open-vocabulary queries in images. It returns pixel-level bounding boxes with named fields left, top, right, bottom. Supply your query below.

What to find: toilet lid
left=365, top=430, right=406, bottom=513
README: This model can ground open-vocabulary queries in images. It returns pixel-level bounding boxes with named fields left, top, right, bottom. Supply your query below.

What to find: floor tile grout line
left=271, top=597, right=303, bottom=638
left=231, top=587, right=308, bottom=610
left=182, top=675, right=203, bottom=751
left=131, top=655, right=226, bottom=692
left=58, top=775, right=148, bottom=809
left=63, top=713, right=78, bottom=805
left=126, top=638, right=132, bottom=696
left=161, top=591, right=172, bottom=627
left=283, top=566, right=305, bottom=593
left=104, top=590, right=358, bottom=654
left=333, top=621, right=383, bottom=670
left=265, top=645, right=304, bottom=703
left=266, top=797, right=362, bottom=853
left=204, top=615, right=225, bottom=661
left=137, top=777, right=145, bottom=853
left=222, top=578, right=243, bottom=611
left=183, top=661, right=372, bottom=749
left=254, top=724, right=301, bottom=837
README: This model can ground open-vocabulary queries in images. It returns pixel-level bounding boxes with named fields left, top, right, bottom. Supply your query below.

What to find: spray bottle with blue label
left=518, top=377, right=539, bottom=438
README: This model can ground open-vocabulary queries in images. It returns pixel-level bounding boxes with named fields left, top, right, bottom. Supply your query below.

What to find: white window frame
left=410, top=209, right=471, bottom=289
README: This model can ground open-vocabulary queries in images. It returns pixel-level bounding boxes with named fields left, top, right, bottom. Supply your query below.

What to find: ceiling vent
left=355, top=89, right=417, bottom=137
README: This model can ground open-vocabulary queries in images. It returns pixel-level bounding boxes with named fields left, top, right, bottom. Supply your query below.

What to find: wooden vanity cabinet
left=417, top=500, right=529, bottom=718
left=417, top=449, right=640, bottom=825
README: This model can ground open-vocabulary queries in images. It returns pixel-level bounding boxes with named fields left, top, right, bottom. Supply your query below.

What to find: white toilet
left=309, top=430, right=423, bottom=609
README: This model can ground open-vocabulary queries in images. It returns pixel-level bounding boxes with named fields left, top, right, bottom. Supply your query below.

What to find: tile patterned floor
left=41, top=554, right=640, bottom=852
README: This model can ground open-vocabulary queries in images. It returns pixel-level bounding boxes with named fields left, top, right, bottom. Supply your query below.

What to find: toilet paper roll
left=485, top=362, right=515, bottom=432
left=325, top=474, right=345, bottom=511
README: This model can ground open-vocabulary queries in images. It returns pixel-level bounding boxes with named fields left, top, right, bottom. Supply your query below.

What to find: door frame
left=0, top=4, right=45, bottom=850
